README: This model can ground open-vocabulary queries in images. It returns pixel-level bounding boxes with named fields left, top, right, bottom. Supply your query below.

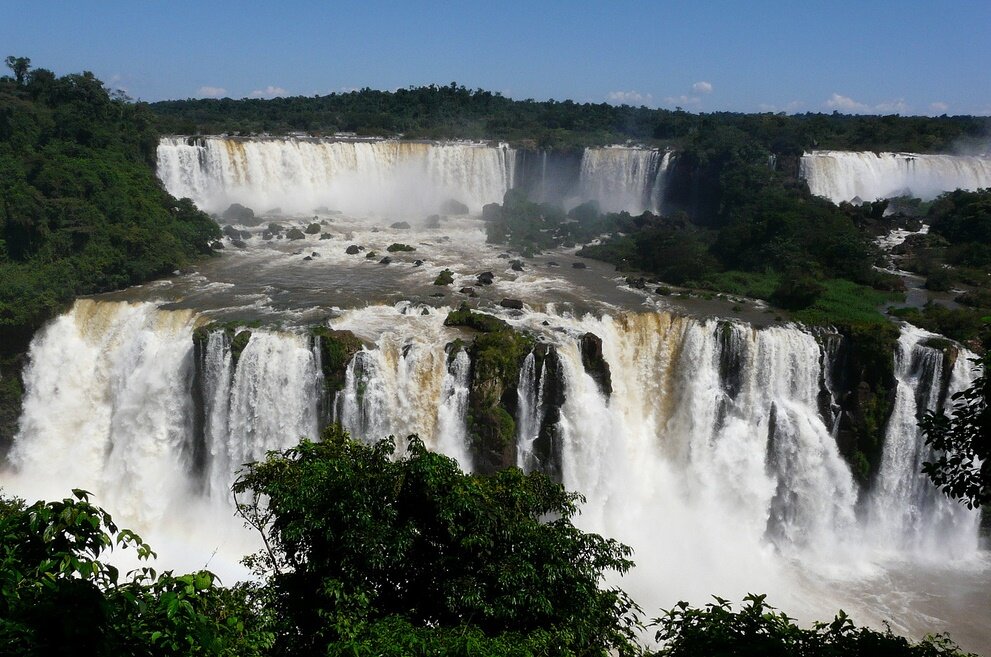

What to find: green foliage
left=311, top=326, right=362, bottom=392
left=149, top=83, right=990, bottom=153
left=232, top=427, right=641, bottom=656
left=433, top=268, right=454, bottom=285
left=0, top=65, right=219, bottom=354
left=650, top=594, right=974, bottom=657
left=0, top=489, right=271, bottom=656
left=920, top=351, right=990, bottom=509
left=444, top=302, right=510, bottom=333
left=385, top=242, right=415, bottom=252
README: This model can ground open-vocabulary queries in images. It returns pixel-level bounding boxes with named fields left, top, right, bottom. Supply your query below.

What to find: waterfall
left=435, top=349, right=473, bottom=471
left=577, top=147, right=672, bottom=214
left=868, top=325, right=979, bottom=556
left=800, top=150, right=991, bottom=203
left=515, top=350, right=546, bottom=471
left=2, top=299, right=984, bottom=637
left=335, top=334, right=451, bottom=456
left=156, top=137, right=517, bottom=216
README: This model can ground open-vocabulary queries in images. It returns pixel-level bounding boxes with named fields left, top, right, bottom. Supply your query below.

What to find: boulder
left=440, top=198, right=469, bottom=215
left=572, top=262, right=587, bottom=269
left=286, top=228, right=306, bottom=240
left=365, top=251, right=378, bottom=259
left=424, top=214, right=441, bottom=228
left=222, top=224, right=241, bottom=240
left=379, top=256, right=392, bottom=265
left=230, top=239, right=247, bottom=249
left=481, top=203, right=502, bottom=221
left=580, top=332, right=612, bottom=395
left=500, top=299, right=524, bottom=310
left=209, top=240, right=224, bottom=250
left=476, top=271, right=495, bottom=285
left=345, top=245, right=361, bottom=255
left=390, top=221, right=411, bottom=230
left=459, top=287, right=477, bottom=296
left=319, top=233, right=333, bottom=240
left=221, top=203, right=259, bottom=225
left=434, top=269, right=455, bottom=286
left=413, top=259, right=424, bottom=267
left=304, top=223, right=321, bottom=234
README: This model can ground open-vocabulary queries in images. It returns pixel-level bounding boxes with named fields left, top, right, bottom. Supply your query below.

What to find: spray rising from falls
left=156, top=137, right=517, bottom=216
left=800, top=150, right=991, bottom=203
left=577, top=147, right=672, bottom=214
left=3, top=300, right=984, bottom=638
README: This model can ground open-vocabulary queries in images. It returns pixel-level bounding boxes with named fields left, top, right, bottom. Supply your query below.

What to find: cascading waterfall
left=2, top=299, right=984, bottom=642
left=156, top=137, right=517, bottom=215
left=868, top=326, right=979, bottom=556
left=435, top=349, right=473, bottom=471
left=515, top=350, right=546, bottom=471
left=577, top=147, right=672, bottom=214
left=800, top=150, right=991, bottom=203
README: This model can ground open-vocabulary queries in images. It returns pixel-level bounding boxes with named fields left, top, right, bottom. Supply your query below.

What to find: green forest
left=1, top=59, right=990, bottom=655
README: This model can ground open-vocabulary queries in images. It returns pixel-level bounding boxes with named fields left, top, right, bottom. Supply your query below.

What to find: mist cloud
left=607, top=90, right=653, bottom=105
left=198, top=86, right=227, bottom=98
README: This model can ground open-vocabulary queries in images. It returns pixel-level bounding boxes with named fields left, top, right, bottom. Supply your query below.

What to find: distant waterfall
left=800, top=150, right=991, bottom=203
left=577, top=147, right=672, bottom=214
left=156, top=137, right=517, bottom=215
left=868, top=326, right=979, bottom=556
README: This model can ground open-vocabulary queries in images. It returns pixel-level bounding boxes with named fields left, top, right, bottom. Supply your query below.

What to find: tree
left=649, top=594, right=975, bottom=657
left=232, top=425, right=642, bottom=656
left=920, top=351, right=990, bottom=509
left=0, top=489, right=271, bottom=656
left=4, top=56, right=30, bottom=84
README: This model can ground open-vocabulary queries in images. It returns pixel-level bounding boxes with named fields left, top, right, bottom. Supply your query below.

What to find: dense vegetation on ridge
left=0, top=58, right=219, bottom=354
left=0, top=427, right=982, bottom=656
left=151, top=83, right=991, bottom=153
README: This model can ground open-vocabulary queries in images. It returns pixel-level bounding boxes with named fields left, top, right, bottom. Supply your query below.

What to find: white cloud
left=662, top=94, right=701, bottom=107
left=929, top=101, right=949, bottom=114
left=874, top=98, right=909, bottom=114
left=824, top=93, right=869, bottom=112
left=606, top=90, right=653, bottom=105
left=250, top=85, right=288, bottom=98
left=198, top=85, right=227, bottom=98
left=692, top=81, right=713, bottom=94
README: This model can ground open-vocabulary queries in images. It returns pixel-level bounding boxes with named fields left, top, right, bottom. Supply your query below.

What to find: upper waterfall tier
left=800, top=150, right=991, bottom=203
left=576, top=147, right=672, bottom=215
left=156, top=137, right=517, bottom=216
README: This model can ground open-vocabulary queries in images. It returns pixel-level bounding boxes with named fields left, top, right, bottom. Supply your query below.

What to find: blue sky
left=4, top=0, right=990, bottom=115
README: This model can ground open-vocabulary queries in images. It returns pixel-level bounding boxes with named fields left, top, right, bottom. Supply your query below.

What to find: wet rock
left=476, top=271, right=494, bottom=285
left=365, top=251, right=378, bottom=259
left=303, top=255, right=313, bottom=261
left=424, top=214, right=441, bottom=228
left=421, top=308, right=430, bottom=316
left=459, top=287, right=477, bottom=296
left=547, top=261, right=560, bottom=267
left=625, top=276, right=647, bottom=289
left=434, top=269, right=455, bottom=286
left=572, top=262, right=587, bottom=269
left=379, top=256, right=392, bottom=265
left=222, top=225, right=242, bottom=240
left=500, top=299, right=524, bottom=310
left=481, top=203, right=502, bottom=221
left=345, top=245, right=361, bottom=255
left=221, top=203, right=259, bottom=225
left=230, top=239, right=247, bottom=249
left=311, top=252, right=319, bottom=257
left=497, top=253, right=510, bottom=259
left=511, top=262, right=524, bottom=272
left=390, top=221, right=411, bottom=230
left=580, top=332, right=612, bottom=395
left=319, top=233, right=333, bottom=240
left=209, top=240, right=224, bottom=250
left=413, top=259, right=424, bottom=267
left=286, top=228, right=306, bottom=240
left=304, top=223, right=321, bottom=234
left=441, top=198, right=469, bottom=215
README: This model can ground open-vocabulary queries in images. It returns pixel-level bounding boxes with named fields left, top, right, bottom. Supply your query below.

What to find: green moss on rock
left=312, top=327, right=363, bottom=392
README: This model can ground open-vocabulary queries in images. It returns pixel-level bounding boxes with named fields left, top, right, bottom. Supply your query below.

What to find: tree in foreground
left=650, top=594, right=976, bottom=657
left=920, top=350, right=990, bottom=509
left=232, top=425, right=642, bottom=656
left=0, top=489, right=271, bottom=657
